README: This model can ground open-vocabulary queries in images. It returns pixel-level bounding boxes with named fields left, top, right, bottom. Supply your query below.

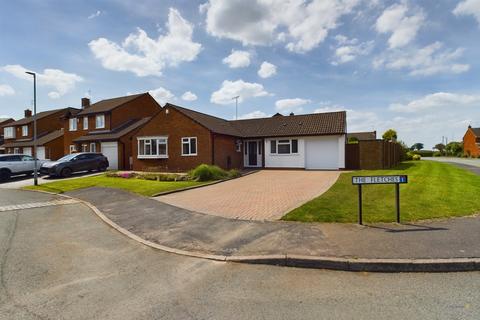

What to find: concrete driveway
left=0, top=171, right=102, bottom=189
left=156, top=170, right=340, bottom=221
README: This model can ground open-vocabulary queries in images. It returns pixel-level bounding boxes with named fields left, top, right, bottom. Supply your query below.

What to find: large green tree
left=411, top=143, right=424, bottom=151
left=382, top=129, right=397, bottom=142
left=445, top=142, right=463, bottom=156
left=434, top=143, right=446, bottom=154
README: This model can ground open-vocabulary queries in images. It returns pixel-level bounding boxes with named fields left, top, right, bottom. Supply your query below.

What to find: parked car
left=0, top=154, right=45, bottom=181
left=40, top=153, right=109, bottom=178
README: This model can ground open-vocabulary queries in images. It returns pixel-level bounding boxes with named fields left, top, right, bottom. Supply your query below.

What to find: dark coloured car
left=40, top=153, right=109, bottom=178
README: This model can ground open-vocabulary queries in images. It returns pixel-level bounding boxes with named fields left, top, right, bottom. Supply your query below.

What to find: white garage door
left=23, top=147, right=32, bottom=156
left=305, top=137, right=339, bottom=170
left=100, top=142, right=118, bottom=170
left=36, top=147, right=46, bottom=160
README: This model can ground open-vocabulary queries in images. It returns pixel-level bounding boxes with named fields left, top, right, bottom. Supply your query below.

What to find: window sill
left=137, top=155, right=168, bottom=159
left=181, top=154, right=198, bottom=157
left=269, top=153, right=300, bottom=156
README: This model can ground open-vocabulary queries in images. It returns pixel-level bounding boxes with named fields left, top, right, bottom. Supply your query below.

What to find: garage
left=36, top=147, right=46, bottom=160
left=305, top=136, right=344, bottom=170
left=100, top=142, right=118, bottom=170
left=23, top=147, right=32, bottom=156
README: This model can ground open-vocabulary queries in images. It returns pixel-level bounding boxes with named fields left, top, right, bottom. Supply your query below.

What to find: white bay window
left=137, top=137, right=168, bottom=159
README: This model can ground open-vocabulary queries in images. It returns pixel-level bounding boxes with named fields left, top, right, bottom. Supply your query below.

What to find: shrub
left=227, top=169, right=241, bottom=179
left=433, top=151, right=442, bottom=157
left=412, top=150, right=433, bottom=157
left=412, top=154, right=421, bottom=161
left=188, top=164, right=229, bottom=181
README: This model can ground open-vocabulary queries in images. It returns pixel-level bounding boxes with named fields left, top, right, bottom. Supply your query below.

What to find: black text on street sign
left=352, top=175, right=408, bottom=185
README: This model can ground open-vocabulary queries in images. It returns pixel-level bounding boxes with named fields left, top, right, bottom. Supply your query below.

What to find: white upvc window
left=181, top=137, right=197, bottom=156
left=69, top=118, right=77, bottom=131
left=14, top=147, right=20, bottom=154
left=90, top=142, right=96, bottom=153
left=83, top=117, right=89, bottom=130
left=270, top=139, right=298, bottom=155
left=3, top=127, right=14, bottom=139
left=95, top=114, right=105, bottom=129
left=69, top=145, right=77, bottom=154
left=22, top=125, right=29, bottom=136
left=137, top=137, right=168, bottom=159
left=82, top=144, right=88, bottom=152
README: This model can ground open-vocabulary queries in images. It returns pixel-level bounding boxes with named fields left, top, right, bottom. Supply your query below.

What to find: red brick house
left=463, top=125, right=480, bottom=157
left=132, top=103, right=346, bottom=172
left=64, top=93, right=161, bottom=170
left=2, top=108, right=79, bottom=160
left=0, top=117, right=15, bottom=154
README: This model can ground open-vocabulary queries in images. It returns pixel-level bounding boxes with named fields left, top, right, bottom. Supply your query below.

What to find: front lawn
left=283, top=161, right=480, bottom=223
left=24, top=174, right=208, bottom=197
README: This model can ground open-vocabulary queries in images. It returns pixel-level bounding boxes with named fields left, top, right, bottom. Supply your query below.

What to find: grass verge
left=24, top=174, right=208, bottom=197
left=282, top=161, right=480, bottom=223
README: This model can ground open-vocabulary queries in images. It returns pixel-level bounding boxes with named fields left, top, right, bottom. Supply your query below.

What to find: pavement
left=1, top=189, right=479, bottom=319
left=157, top=170, right=340, bottom=220
left=428, top=157, right=480, bottom=175
left=67, top=187, right=480, bottom=271
left=0, top=171, right=102, bottom=189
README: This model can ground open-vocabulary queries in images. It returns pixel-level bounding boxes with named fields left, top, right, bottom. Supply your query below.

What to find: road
left=0, top=171, right=101, bottom=189
left=1, top=189, right=479, bottom=320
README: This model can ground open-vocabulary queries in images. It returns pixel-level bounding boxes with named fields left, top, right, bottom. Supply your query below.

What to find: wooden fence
left=345, top=140, right=401, bottom=170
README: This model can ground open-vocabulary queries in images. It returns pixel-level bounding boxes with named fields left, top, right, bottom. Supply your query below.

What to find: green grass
left=24, top=174, right=208, bottom=197
left=283, top=161, right=480, bottom=223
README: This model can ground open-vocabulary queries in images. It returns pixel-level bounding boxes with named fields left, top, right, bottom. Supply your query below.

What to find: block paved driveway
left=156, top=170, right=340, bottom=221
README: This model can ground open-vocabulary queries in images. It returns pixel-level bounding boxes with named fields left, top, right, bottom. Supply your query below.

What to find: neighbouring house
left=132, top=103, right=346, bottom=172
left=2, top=108, right=79, bottom=160
left=463, top=125, right=480, bottom=157
left=0, top=118, right=15, bottom=154
left=64, top=93, right=161, bottom=170
left=347, top=131, right=376, bottom=143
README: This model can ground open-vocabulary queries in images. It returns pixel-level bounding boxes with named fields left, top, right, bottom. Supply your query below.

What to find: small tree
left=445, top=142, right=463, bottom=157
left=382, top=129, right=397, bottom=142
left=411, top=143, right=424, bottom=151
left=434, top=143, right=446, bottom=155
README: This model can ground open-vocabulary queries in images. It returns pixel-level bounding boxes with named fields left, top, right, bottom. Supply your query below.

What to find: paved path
left=68, top=187, right=480, bottom=261
left=427, top=157, right=480, bottom=167
left=1, top=189, right=479, bottom=319
left=157, top=170, right=340, bottom=221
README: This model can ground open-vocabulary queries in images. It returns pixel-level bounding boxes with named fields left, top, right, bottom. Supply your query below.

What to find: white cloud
left=275, top=98, right=311, bottom=113
left=201, top=0, right=361, bottom=53
left=375, top=3, right=425, bottom=49
left=88, top=10, right=102, bottom=19
left=373, top=42, right=470, bottom=76
left=2, top=64, right=83, bottom=98
left=454, top=0, right=480, bottom=25
left=331, top=35, right=374, bottom=65
left=222, top=50, right=251, bottom=68
left=149, top=87, right=175, bottom=106
left=389, top=92, right=480, bottom=113
left=181, top=91, right=198, bottom=101
left=211, top=79, right=269, bottom=105
left=257, top=61, right=277, bottom=78
left=0, top=84, right=15, bottom=96
left=89, top=8, right=202, bottom=77
left=238, top=110, right=269, bottom=119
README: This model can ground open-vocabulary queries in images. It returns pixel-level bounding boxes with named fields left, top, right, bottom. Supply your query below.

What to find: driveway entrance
left=156, top=170, right=340, bottom=221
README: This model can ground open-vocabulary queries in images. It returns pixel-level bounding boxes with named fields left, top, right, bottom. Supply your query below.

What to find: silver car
left=0, top=154, right=45, bottom=181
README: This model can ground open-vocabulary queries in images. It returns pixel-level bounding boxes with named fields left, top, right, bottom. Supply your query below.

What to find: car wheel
left=98, top=164, right=107, bottom=172
left=0, top=169, right=11, bottom=182
left=61, top=168, right=73, bottom=178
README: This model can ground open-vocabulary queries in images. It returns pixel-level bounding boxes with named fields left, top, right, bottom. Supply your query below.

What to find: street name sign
left=352, top=175, right=408, bottom=185
left=352, top=175, right=408, bottom=225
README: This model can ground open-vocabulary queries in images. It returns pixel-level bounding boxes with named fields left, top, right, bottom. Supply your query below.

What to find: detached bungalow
left=463, top=125, right=480, bottom=157
left=132, top=104, right=346, bottom=172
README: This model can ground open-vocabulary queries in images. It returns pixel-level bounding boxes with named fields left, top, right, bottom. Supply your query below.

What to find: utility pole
left=232, top=96, right=240, bottom=120
left=25, top=71, right=38, bottom=186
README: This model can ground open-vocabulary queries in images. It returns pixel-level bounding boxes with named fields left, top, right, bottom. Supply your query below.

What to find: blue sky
left=1, top=0, right=479, bottom=148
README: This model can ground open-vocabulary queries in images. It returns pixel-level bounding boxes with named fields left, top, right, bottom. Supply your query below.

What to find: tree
left=382, top=129, right=397, bottom=142
left=445, top=142, right=463, bottom=156
left=347, top=137, right=359, bottom=144
left=411, top=143, right=424, bottom=151
left=434, top=143, right=446, bottom=154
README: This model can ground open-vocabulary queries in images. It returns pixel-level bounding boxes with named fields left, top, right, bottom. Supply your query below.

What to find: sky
left=1, top=0, right=479, bottom=148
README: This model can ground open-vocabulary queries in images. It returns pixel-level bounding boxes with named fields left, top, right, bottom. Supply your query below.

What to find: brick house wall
left=463, top=128, right=480, bottom=157
left=212, top=134, right=243, bottom=170
left=44, top=136, right=65, bottom=160
left=132, top=107, right=213, bottom=172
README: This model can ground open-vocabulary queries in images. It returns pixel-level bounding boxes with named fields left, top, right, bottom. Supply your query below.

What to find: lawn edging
left=25, top=188, right=480, bottom=273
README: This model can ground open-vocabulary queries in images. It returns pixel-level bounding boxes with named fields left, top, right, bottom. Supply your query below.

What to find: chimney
left=24, top=109, right=32, bottom=118
left=289, top=112, right=295, bottom=116
left=81, top=97, right=91, bottom=109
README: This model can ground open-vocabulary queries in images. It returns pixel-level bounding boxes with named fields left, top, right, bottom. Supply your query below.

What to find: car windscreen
left=57, top=154, right=78, bottom=162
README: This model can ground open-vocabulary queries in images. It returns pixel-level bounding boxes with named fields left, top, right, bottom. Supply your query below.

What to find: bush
left=227, top=169, right=241, bottom=179
left=188, top=164, right=229, bottom=181
left=405, top=151, right=414, bottom=160
left=412, top=150, right=433, bottom=157
left=412, top=154, right=421, bottom=161
left=433, top=151, right=442, bottom=157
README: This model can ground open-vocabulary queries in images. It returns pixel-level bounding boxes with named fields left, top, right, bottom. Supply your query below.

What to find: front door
left=248, top=141, right=257, bottom=166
